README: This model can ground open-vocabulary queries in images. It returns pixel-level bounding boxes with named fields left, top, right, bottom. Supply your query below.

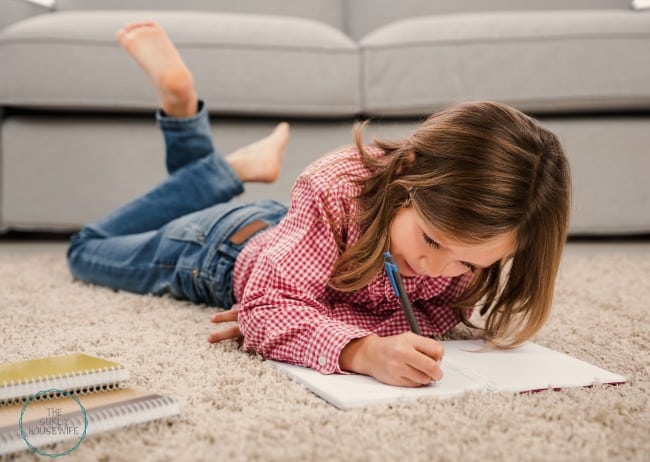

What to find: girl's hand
left=339, top=332, right=444, bottom=387
left=208, top=308, right=243, bottom=344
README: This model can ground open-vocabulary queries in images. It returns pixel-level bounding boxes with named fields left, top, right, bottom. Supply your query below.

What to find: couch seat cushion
left=361, top=10, right=650, bottom=115
left=0, top=11, right=359, bottom=117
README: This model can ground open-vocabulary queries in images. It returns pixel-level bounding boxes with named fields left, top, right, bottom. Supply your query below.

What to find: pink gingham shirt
left=233, top=146, right=472, bottom=374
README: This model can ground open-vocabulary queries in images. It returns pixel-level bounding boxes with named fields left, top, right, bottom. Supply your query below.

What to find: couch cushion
left=361, top=10, right=650, bottom=116
left=346, top=0, right=632, bottom=40
left=55, top=0, right=345, bottom=32
left=0, top=11, right=359, bottom=117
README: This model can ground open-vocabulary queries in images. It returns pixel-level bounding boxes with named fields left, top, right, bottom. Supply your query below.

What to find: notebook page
left=443, top=340, right=626, bottom=392
left=271, top=360, right=484, bottom=410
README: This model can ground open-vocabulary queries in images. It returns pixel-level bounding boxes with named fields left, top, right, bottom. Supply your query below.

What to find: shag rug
left=0, top=251, right=648, bottom=462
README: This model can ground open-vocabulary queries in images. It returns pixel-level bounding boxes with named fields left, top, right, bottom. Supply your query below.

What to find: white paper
left=271, top=340, right=626, bottom=409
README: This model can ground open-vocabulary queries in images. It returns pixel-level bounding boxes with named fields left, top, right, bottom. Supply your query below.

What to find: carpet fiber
left=1, top=252, right=648, bottom=462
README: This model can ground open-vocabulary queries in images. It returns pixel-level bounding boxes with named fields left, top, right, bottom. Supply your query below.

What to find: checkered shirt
left=233, top=146, right=472, bottom=374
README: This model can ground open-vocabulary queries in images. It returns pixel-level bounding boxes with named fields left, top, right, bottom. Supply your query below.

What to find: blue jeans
left=67, top=102, right=287, bottom=308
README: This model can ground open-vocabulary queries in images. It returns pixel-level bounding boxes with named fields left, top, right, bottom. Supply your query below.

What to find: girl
left=68, top=22, right=571, bottom=388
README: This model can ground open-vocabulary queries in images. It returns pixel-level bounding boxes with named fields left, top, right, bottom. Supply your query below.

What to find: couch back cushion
left=56, top=0, right=345, bottom=32
left=361, top=9, right=650, bottom=115
left=346, top=0, right=633, bottom=39
left=0, top=10, right=359, bottom=116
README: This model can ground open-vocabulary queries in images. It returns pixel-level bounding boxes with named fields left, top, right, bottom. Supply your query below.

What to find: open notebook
left=271, top=340, right=626, bottom=410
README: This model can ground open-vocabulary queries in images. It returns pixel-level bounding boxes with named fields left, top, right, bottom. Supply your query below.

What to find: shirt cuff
left=303, top=322, right=372, bottom=374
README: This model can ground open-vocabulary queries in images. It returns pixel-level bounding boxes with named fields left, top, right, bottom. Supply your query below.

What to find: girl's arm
left=237, top=177, right=374, bottom=374
left=212, top=305, right=446, bottom=387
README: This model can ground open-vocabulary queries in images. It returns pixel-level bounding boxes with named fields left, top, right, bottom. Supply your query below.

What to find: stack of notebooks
left=0, top=354, right=180, bottom=456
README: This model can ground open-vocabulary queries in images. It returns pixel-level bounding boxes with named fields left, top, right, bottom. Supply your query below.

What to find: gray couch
left=1, top=0, right=649, bottom=235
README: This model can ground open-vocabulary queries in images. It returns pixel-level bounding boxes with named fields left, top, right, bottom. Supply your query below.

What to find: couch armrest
left=0, top=0, right=53, bottom=33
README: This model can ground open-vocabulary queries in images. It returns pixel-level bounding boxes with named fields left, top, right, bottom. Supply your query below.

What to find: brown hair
left=329, top=101, right=571, bottom=348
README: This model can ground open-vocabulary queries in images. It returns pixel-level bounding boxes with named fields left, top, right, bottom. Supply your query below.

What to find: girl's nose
left=419, top=255, right=444, bottom=278
left=420, top=255, right=467, bottom=278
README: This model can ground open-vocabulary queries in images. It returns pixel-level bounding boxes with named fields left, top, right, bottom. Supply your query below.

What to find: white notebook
left=271, top=340, right=626, bottom=409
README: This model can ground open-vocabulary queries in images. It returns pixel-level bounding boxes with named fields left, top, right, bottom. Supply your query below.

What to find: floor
left=1, top=239, right=649, bottom=257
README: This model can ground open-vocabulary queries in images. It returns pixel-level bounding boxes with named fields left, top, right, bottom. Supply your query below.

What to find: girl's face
left=389, top=206, right=516, bottom=278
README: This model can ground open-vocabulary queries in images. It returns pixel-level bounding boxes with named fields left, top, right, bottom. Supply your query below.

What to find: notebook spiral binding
left=0, top=366, right=130, bottom=406
left=0, top=395, right=179, bottom=455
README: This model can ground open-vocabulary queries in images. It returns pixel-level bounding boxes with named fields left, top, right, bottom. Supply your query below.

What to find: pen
left=383, top=251, right=422, bottom=335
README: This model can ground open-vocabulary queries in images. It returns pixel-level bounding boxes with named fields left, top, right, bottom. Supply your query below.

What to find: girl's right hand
left=339, top=332, right=444, bottom=387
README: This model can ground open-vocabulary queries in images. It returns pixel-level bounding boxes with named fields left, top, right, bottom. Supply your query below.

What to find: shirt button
left=318, top=354, right=327, bottom=366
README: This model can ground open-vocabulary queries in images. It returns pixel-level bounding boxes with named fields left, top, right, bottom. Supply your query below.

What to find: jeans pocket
left=166, top=204, right=246, bottom=245
left=200, top=245, right=237, bottom=308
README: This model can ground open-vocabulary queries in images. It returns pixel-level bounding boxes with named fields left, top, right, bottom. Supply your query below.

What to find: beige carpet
left=1, top=252, right=648, bottom=462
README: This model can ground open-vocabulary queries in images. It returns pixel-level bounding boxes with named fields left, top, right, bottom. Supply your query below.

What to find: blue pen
left=383, top=252, right=422, bottom=335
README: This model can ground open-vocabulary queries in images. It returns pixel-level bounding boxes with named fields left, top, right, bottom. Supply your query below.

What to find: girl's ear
left=395, top=150, right=417, bottom=175
left=403, top=187, right=414, bottom=208
left=406, top=150, right=417, bottom=164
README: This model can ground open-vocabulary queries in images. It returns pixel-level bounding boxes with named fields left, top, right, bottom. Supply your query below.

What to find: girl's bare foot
left=226, top=123, right=290, bottom=183
left=116, top=21, right=198, bottom=117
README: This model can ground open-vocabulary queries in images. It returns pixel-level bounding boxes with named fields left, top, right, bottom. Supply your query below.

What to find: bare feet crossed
left=117, top=21, right=290, bottom=183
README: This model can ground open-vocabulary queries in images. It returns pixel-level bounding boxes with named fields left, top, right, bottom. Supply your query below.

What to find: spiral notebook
left=271, top=340, right=626, bottom=409
left=0, top=354, right=179, bottom=456
left=0, top=387, right=180, bottom=455
left=0, top=353, right=129, bottom=405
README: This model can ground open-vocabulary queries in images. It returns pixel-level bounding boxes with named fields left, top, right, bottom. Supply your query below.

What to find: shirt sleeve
left=237, top=175, right=373, bottom=374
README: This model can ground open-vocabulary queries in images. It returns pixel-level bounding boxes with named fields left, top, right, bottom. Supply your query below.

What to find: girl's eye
left=422, top=232, right=440, bottom=249
left=461, top=262, right=477, bottom=273
left=422, top=232, right=478, bottom=272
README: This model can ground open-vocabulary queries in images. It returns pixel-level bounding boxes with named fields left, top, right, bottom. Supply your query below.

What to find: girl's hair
left=329, top=101, right=571, bottom=348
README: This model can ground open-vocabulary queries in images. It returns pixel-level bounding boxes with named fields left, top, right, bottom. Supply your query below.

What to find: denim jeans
left=67, top=102, right=287, bottom=308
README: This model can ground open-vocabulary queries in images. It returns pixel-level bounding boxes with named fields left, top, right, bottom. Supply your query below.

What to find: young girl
left=68, top=22, right=571, bottom=388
